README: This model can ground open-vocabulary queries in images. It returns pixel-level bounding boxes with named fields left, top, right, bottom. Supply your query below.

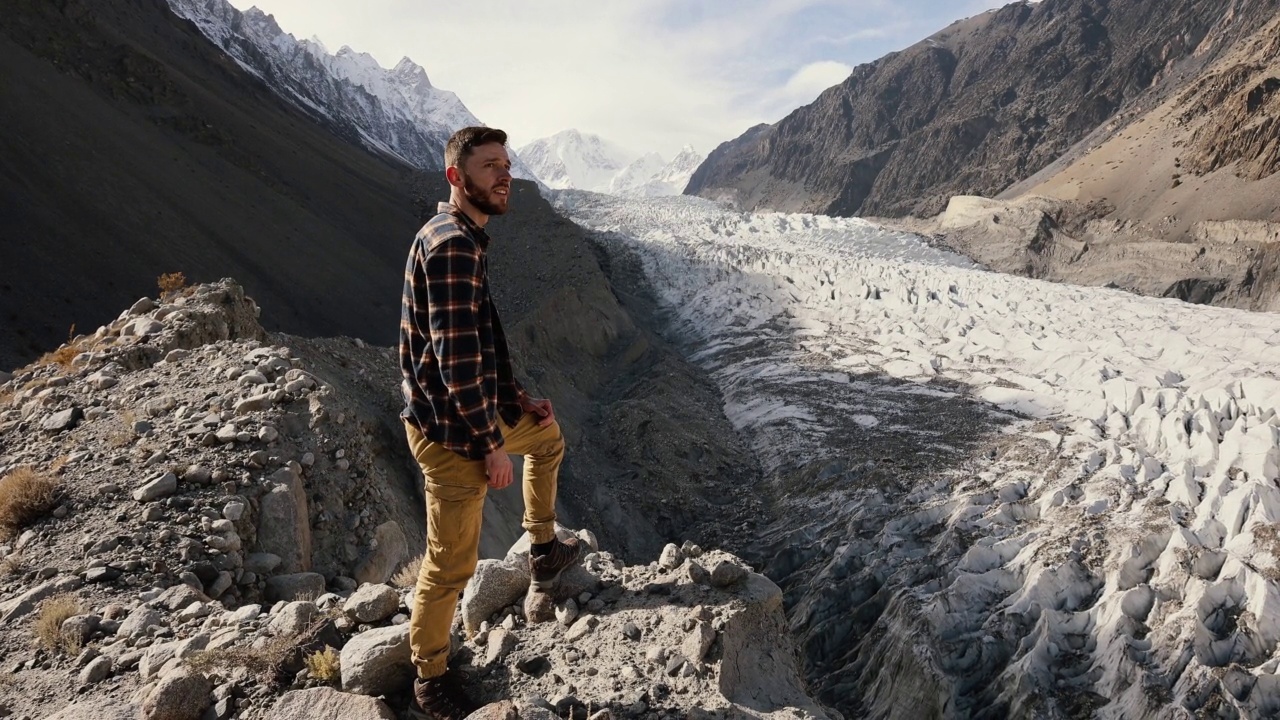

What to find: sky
left=226, top=0, right=1012, bottom=159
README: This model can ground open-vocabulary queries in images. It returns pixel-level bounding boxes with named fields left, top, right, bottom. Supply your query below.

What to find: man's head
left=445, top=126, right=512, bottom=222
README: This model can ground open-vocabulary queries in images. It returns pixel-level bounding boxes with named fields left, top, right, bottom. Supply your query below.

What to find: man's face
left=455, top=143, right=512, bottom=216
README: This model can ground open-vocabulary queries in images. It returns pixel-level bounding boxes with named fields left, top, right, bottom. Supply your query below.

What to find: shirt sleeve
left=420, top=235, right=503, bottom=454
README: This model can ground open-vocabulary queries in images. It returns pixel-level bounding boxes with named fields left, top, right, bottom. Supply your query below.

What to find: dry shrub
left=0, top=467, right=60, bottom=540
left=157, top=272, right=188, bottom=298
left=186, top=633, right=297, bottom=682
left=34, top=593, right=83, bottom=654
left=391, top=552, right=424, bottom=588
left=0, top=553, right=24, bottom=577
left=35, top=325, right=84, bottom=370
left=304, top=646, right=341, bottom=684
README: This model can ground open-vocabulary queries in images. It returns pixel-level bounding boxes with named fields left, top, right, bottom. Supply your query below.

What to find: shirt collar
left=438, top=202, right=490, bottom=250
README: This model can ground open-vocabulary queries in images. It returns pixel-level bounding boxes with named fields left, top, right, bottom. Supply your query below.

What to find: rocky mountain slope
left=892, top=9, right=1280, bottom=313
left=0, top=281, right=829, bottom=719
left=164, top=0, right=534, bottom=179
left=687, top=0, right=1279, bottom=219
left=0, top=0, right=550, bottom=373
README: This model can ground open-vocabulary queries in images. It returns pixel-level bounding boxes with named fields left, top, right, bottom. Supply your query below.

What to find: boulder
left=255, top=466, right=311, bottom=573
left=460, top=559, right=529, bottom=636
left=265, top=688, right=396, bottom=720
left=0, top=576, right=81, bottom=622
left=141, top=668, right=211, bottom=720
left=268, top=601, right=319, bottom=637
left=343, top=584, right=399, bottom=624
left=340, top=625, right=411, bottom=696
left=354, top=521, right=408, bottom=585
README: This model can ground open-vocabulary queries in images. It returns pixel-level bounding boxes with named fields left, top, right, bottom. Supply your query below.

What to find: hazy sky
left=227, top=0, right=1011, bottom=158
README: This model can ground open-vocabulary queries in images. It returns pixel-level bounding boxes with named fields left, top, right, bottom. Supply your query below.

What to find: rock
left=467, top=701, right=519, bottom=720
left=77, top=655, right=112, bottom=684
left=256, top=466, right=312, bottom=574
left=682, top=621, right=715, bottom=663
left=265, top=573, right=325, bottom=602
left=215, top=424, right=239, bottom=444
left=133, top=473, right=178, bottom=502
left=61, top=614, right=100, bottom=645
left=85, top=566, right=122, bottom=583
left=206, top=571, right=234, bottom=599
left=164, top=349, right=190, bottom=363
left=226, top=604, right=262, bottom=624
left=268, top=601, right=319, bottom=637
left=565, top=616, right=598, bottom=642
left=0, top=576, right=82, bottom=622
left=128, top=317, right=164, bottom=337
left=42, top=407, right=84, bottom=433
left=516, top=654, right=552, bottom=678
left=264, top=687, right=396, bottom=720
left=222, top=501, right=246, bottom=521
left=710, top=560, right=747, bottom=588
left=658, top=543, right=682, bottom=570
left=117, top=606, right=164, bottom=640
left=343, top=584, right=399, bottom=624
left=181, top=466, right=212, bottom=485
left=141, top=668, right=211, bottom=720
left=664, top=653, right=686, bottom=676
left=258, top=425, right=280, bottom=443
left=524, top=590, right=556, bottom=625
left=157, top=583, right=209, bottom=612
left=485, top=627, right=517, bottom=665
left=340, top=625, right=411, bottom=696
left=87, top=371, right=118, bottom=390
left=244, top=552, right=282, bottom=574
left=234, top=393, right=273, bottom=414
left=461, top=559, right=530, bottom=635
left=354, top=521, right=408, bottom=586
left=556, top=599, right=579, bottom=627
left=129, top=297, right=158, bottom=316
left=622, top=622, right=642, bottom=641
left=685, top=561, right=711, bottom=586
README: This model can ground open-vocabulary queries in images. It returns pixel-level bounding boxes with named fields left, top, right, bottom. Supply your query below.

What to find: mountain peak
left=392, top=56, right=431, bottom=87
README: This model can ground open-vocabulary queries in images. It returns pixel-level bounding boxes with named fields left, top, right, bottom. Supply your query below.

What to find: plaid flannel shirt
left=400, top=202, right=527, bottom=460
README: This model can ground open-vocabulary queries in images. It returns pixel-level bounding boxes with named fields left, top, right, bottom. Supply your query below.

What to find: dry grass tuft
left=304, top=646, right=341, bottom=684
left=34, top=593, right=83, bottom=654
left=0, top=552, right=24, bottom=578
left=34, top=325, right=86, bottom=370
left=0, top=467, right=60, bottom=540
left=157, top=272, right=188, bottom=299
left=391, top=552, right=424, bottom=589
left=186, top=633, right=298, bottom=682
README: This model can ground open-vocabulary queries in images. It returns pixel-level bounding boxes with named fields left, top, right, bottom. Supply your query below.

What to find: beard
left=461, top=174, right=509, bottom=216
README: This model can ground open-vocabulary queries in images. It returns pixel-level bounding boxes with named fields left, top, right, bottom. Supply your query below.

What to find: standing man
left=400, top=126, right=581, bottom=718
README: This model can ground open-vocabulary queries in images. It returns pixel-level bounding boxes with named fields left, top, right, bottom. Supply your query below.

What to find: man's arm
left=418, top=235, right=504, bottom=454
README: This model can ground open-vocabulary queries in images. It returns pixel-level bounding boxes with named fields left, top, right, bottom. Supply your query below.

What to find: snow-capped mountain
left=608, top=152, right=666, bottom=195
left=517, top=130, right=635, bottom=192
left=165, top=0, right=535, bottom=178
left=624, top=145, right=704, bottom=197
left=520, top=130, right=704, bottom=196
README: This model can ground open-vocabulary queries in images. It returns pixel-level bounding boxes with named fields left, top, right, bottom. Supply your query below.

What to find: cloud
left=775, top=61, right=853, bottom=110
left=224, top=0, right=1012, bottom=157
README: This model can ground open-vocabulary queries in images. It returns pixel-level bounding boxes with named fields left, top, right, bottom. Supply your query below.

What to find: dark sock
left=531, top=540, right=553, bottom=557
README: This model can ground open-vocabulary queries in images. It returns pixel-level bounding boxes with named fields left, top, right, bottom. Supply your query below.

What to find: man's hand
left=519, top=396, right=556, bottom=428
left=484, top=450, right=513, bottom=490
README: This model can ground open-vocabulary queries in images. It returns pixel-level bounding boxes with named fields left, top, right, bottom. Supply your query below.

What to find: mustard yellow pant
left=403, top=414, right=564, bottom=679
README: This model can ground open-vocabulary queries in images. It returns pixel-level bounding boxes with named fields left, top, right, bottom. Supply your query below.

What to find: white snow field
left=554, top=191, right=1280, bottom=720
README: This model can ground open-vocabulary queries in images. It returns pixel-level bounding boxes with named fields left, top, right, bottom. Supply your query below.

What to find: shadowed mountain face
left=686, top=0, right=1279, bottom=219
left=0, top=0, right=552, bottom=372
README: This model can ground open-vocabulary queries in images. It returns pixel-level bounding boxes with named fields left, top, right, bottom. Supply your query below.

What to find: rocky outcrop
left=687, top=0, right=1279, bottom=218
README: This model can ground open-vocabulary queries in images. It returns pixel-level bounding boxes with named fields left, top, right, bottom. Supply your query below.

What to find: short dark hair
left=445, top=126, right=508, bottom=168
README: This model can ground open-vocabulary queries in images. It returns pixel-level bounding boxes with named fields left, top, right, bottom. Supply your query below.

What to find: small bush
left=391, top=552, right=424, bottom=589
left=157, top=272, right=187, bottom=298
left=34, top=593, right=83, bottom=654
left=187, top=633, right=297, bottom=682
left=304, top=646, right=341, bottom=684
left=36, top=325, right=82, bottom=369
left=0, top=467, right=60, bottom=540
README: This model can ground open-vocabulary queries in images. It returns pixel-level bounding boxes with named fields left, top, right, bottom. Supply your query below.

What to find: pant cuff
left=413, top=655, right=448, bottom=680
left=527, top=526, right=557, bottom=544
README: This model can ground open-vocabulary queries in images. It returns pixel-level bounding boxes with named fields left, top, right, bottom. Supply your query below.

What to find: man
left=400, top=126, right=581, bottom=719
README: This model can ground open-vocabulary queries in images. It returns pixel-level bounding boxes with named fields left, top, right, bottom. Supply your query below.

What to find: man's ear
left=445, top=165, right=463, bottom=188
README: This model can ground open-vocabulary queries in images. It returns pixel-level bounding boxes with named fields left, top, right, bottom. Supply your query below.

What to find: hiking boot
left=529, top=536, right=582, bottom=590
left=411, top=671, right=479, bottom=720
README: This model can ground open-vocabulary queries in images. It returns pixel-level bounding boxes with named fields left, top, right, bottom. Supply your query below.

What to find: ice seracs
left=555, top=191, right=1280, bottom=719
